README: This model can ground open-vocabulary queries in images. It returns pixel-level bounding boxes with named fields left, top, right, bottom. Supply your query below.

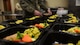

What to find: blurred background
left=0, top=0, right=80, bottom=23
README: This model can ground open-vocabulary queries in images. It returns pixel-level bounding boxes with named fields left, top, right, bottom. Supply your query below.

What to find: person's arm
left=19, top=0, right=35, bottom=13
left=38, top=0, right=48, bottom=10
left=19, top=0, right=42, bottom=16
left=38, top=0, right=52, bottom=15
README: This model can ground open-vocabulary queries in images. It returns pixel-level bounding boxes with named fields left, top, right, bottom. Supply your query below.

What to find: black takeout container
left=0, top=23, right=10, bottom=32
left=38, top=30, right=80, bottom=45
left=22, top=21, right=52, bottom=32
left=37, top=23, right=80, bottom=45
left=2, top=19, right=17, bottom=24
left=0, top=25, right=45, bottom=45
left=57, top=15, right=80, bottom=24
left=51, top=23, right=80, bottom=36
left=23, top=15, right=56, bottom=25
left=22, top=17, right=52, bottom=31
left=2, top=19, right=20, bottom=27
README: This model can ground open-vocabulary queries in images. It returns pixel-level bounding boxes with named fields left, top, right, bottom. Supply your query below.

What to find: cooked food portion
left=47, top=19, right=55, bottom=22
left=25, top=16, right=40, bottom=20
left=4, top=27, right=41, bottom=42
left=3, top=34, right=17, bottom=41
left=34, top=23, right=49, bottom=28
left=23, top=27, right=41, bottom=40
left=48, top=15, right=58, bottom=19
left=62, top=26, right=80, bottom=34
left=47, top=15, right=58, bottom=22
left=68, top=14, right=74, bottom=17
left=0, top=25, right=6, bottom=30
left=53, top=40, right=80, bottom=45
left=76, top=40, right=80, bottom=45
left=65, top=14, right=78, bottom=23
left=15, top=20, right=23, bottom=24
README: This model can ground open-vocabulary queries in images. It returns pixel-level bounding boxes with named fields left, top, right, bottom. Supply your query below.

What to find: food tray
left=51, top=23, right=80, bottom=36
left=57, top=15, right=80, bottom=24
left=38, top=30, right=80, bottom=45
left=2, top=19, right=20, bottom=27
left=0, top=25, right=45, bottom=45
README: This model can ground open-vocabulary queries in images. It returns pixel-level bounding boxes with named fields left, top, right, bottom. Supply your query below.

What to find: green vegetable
left=17, top=31, right=23, bottom=39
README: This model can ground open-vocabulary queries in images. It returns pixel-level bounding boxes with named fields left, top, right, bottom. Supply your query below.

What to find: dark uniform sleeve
left=38, top=0, right=48, bottom=10
left=19, top=0, right=35, bottom=13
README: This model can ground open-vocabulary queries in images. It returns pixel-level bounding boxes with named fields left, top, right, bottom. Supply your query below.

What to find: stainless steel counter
left=0, top=14, right=24, bottom=22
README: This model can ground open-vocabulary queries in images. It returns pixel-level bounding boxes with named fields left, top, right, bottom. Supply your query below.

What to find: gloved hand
left=34, top=10, right=42, bottom=16
left=47, top=8, right=52, bottom=15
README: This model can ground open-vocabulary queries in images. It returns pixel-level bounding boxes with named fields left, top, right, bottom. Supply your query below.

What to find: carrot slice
left=22, top=34, right=32, bottom=42
left=74, top=29, right=80, bottom=33
left=35, top=24, right=39, bottom=27
left=35, top=24, right=44, bottom=28
left=38, top=24, right=44, bottom=28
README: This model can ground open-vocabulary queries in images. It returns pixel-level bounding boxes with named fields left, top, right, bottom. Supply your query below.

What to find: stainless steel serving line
left=0, top=14, right=24, bottom=21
